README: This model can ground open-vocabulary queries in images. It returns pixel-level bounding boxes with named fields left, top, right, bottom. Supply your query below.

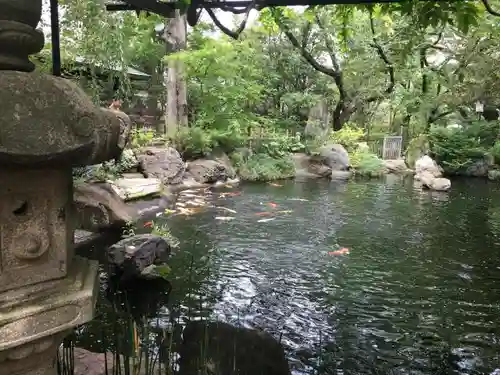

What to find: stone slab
left=107, top=178, right=162, bottom=201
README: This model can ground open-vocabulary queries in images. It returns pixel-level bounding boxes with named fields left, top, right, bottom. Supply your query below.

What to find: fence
left=381, top=136, right=403, bottom=160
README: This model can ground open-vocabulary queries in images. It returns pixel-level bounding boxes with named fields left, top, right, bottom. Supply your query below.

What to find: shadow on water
left=65, top=176, right=500, bottom=375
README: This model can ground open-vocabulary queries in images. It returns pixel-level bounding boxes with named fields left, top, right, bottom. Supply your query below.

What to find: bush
left=130, top=128, right=157, bottom=148
left=172, top=127, right=213, bottom=159
left=429, top=126, right=486, bottom=174
left=237, top=153, right=295, bottom=181
left=173, top=127, right=247, bottom=160
left=491, top=141, right=500, bottom=164
left=328, top=124, right=365, bottom=152
left=351, top=150, right=386, bottom=178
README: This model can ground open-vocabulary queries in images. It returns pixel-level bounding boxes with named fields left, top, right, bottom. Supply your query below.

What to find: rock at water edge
left=108, top=177, right=162, bottom=201
left=136, top=146, right=186, bottom=184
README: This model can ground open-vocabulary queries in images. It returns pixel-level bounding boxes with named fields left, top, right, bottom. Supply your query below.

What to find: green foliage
left=328, top=125, right=366, bottom=152
left=73, top=150, right=138, bottom=182
left=351, top=150, right=386, bottom=178
left=252, top=132, right=305, bottom=158
left=236, top=153, right=295, bottom=182
left=428, top=126, right=487, bottom=174
left=130, top=128, right=157, bottom=148
left=491, top=141, right=500, bottom=165
left=173, top=127, right=246, bottom=160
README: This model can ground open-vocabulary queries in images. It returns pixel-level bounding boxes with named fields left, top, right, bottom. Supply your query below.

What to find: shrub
left=130, top=128, right=156, bottom=148
left=172, top=127, right=213, bottom=159
left=328, top=124, right=365, bottom=152
left=351, top=150, right=386, bottom=178
left=491, top=141, right=500, bottom=164
left=428, top=126, right=485, bottom=174
left=237, top=153, right=295, bottom=181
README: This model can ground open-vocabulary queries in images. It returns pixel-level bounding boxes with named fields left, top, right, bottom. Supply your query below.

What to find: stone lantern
left=0, top=1, right=131, bottom=374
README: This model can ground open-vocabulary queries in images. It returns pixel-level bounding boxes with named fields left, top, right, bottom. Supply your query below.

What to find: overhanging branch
left=366, top=7, right=394, bottom=102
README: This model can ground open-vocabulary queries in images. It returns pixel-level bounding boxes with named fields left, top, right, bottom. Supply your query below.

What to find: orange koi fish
left=267, top=202, right=278, bottom=208
left=328, top=248, right=350, bottom=256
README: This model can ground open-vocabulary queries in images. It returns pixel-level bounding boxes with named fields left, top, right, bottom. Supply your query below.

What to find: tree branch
left=313, top=12, right=346, bottom=97
left=205, top=3, right=254, bottom=39
left=271, top=9, right=343, bottom=85
left=482, top=0, right=500, bottom=16
left=366, top=8, right=394, bottom=102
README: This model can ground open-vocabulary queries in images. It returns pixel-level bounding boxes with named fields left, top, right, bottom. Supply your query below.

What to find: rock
left=292, top=153, right=330, bottom=179
left=423, top=177, right=452, bottom=192
left=414, top=156, right=450, bottom=192
left=74, top=182, right=134, bottom=232
left=319, top=144, right=350, bottom=171
left=187, top=159, right=232, bottom=184
left=108, top=177, right=162, bottom=201
left=305, top=100, right=330, bottom=139
left=66, top=347, right=114, bottom=375
left=208, top=150, right=237, bottom=179
left=331, top=170, right=352, bottom=180
left=383, top=159, right=412, bottom=174
left=488, top=169, right=500, bottom=181
left=415, top=155, right=442, bottom=178
left=464, top=158, right=491, bottom=177
left=136, top=146, right=186, bottom=184
left=178, top=321, right=291, bottom=375
left=107, top=234, right=171, bottom=282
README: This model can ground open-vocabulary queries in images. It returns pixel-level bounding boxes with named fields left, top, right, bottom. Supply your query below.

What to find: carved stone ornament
left=0, top=0, right=44, bottom=72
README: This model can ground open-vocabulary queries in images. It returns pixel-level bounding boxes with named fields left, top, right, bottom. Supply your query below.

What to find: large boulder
left=422, top=176, right=452, bottom=192
left=178, top=321, right=291, bottom=375
left=319, top=144, right=350, bottom=171
left=384, top=159, right=412, bottom=174
left=414, top=156, right=451, bottom=192
left=415, top=155, right=442, bottom=178
left=136, top=146, right=186, bottom=184
left=107, top=234, right=171, bottom=282
left=186, top=159, right=234, bottom=184
left=74, top=182, right=134, bottom=231
left=292, top=153, right=331, bottom=179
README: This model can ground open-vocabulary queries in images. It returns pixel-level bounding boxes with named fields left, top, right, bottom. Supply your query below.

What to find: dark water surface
left=82, top=176, right=500, bottom=374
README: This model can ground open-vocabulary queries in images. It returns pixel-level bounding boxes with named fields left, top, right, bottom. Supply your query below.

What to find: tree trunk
left=163, top=10, right=188, bottom=136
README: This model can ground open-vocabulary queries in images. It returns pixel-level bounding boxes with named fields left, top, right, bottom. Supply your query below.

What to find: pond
left=78, top=176, right=500, bottom=375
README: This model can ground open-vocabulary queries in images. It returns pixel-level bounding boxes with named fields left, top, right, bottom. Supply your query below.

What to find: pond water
left=79, top=176, right=500, bottom=375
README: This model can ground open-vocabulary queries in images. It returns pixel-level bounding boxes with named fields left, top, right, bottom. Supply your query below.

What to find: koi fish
left=215, top=216, right=234, bottom=221
left=257, top=218, right=276, bottom=223
left=217, top=207, right=237, bottom=214
left=267, top=202, right=278, bottom=208
left=255, top=212, right=273, bottom=216
left=219, top=191, right=241, bottom=198
left=289, top=198, right=309, bottom=202
left=328, top=248, right=350, bottom=256
left=143, top=221, right=153, bottom=228
left=268, top=182, right=283, bottom=187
